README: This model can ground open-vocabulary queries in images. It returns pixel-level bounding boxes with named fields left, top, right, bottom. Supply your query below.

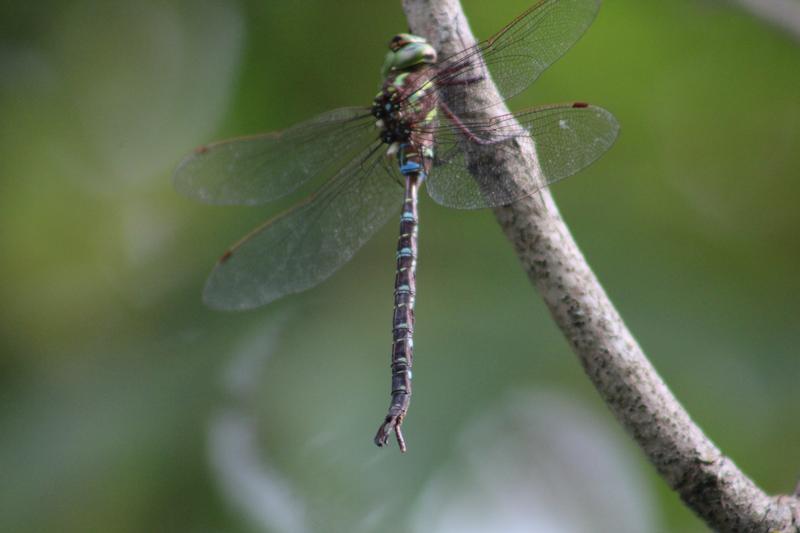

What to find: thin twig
left=733, top=0, right=800, bottom=42
left=401, top=0, right=800, bottom=530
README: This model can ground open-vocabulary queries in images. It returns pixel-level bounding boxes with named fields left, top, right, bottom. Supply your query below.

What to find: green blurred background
left=1, top=0, right=798, bottom=531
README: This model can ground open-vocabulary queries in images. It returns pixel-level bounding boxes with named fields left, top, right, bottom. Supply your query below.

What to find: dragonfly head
left=381, top=33, right=437, bottom=77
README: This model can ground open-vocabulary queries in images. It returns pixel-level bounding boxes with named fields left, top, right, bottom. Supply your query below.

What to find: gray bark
left=734, top=0, right=800, bottom=42
left=401, top=0, right=800, bottom=530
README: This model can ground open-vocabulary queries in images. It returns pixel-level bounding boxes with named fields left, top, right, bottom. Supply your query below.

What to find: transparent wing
left=426, top=103, right=619, bottom=209
left=203, top=144, right=403, bottom=310
left=415, top=0, right=600, bottom=115
left=173, top=107, right=375, bottom=205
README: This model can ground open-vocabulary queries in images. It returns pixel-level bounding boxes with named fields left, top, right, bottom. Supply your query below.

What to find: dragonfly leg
left=439, top=100, right=513, bottom=145
left=442, top=73, right=485, bottom=86
left=437, top=60, right=487, bottom=87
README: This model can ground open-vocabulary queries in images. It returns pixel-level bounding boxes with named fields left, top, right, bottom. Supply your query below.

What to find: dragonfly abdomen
left=375, top=170, right=420, bottom=452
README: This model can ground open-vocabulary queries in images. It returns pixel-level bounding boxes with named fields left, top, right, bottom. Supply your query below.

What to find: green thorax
left=372, top=33, right=439, bottom=177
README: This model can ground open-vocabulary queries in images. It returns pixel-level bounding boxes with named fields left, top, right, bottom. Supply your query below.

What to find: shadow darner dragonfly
left=174, top=0, right=619, bottom=452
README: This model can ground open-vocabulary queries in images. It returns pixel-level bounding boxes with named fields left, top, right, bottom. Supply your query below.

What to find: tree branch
left=401, top=0, right=800, bottom=530
left=733, top=0, right=800, bottom=43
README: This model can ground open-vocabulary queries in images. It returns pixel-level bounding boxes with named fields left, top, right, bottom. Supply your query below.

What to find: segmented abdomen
left=386, top=175, right=420, bottom=420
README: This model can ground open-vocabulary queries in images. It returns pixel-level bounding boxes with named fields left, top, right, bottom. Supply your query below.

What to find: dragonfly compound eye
left=392, top=42, right=437, bottom=71
left=388, top=33, right=428, bottom=51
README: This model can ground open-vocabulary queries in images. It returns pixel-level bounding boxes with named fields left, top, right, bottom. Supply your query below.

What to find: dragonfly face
left=381, top=33, right=437, bottom=77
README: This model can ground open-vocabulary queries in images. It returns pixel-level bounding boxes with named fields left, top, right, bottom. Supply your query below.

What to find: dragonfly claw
left=374, top=415, right=407, bottom=452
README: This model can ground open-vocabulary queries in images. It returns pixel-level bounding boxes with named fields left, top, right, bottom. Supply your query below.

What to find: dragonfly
left=174, top=0, right=618, bottom=452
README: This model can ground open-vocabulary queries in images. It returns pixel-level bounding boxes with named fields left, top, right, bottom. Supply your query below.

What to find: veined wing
left=409, top=0, right=601, bottom=114
left=426, top=103, right=618, bottom=209
left=174, top=107, right=375, bottom=205
left=204, top=143, right=403, bottom=310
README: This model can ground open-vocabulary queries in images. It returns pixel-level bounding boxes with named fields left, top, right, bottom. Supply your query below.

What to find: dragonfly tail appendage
left=375, top=412, right=407, bottom=452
